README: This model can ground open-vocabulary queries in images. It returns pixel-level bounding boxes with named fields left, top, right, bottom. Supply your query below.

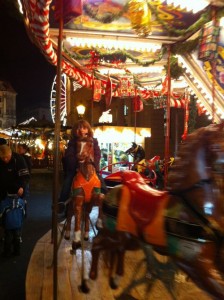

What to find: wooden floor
left=26, top=207, right=211, bottom=300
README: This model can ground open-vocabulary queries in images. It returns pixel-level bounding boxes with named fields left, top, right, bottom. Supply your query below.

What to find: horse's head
left=168, top=123, right=224, bottom=231
left=76, top=137, right=94, bottom=163
left=168, top=124, right=224, bottom=189
left=76, top=137, right=95, bottom=181
left=125, top=142, right=137, bottom=155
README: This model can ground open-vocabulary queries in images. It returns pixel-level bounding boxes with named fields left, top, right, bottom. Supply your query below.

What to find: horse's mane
left=167, top=123, right=224, bottom=191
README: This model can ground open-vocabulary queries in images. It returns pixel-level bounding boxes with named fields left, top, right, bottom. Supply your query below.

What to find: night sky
left=0, top=2, right=56, bottom=122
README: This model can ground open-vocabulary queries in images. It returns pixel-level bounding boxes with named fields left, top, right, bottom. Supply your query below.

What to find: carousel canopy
left=21, top=0, right=224, bottom=122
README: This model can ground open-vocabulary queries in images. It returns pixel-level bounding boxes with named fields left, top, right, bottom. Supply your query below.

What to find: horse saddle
left=73, top=170, right=101, bottom=202
left=121, top=171, right=167, bottom=229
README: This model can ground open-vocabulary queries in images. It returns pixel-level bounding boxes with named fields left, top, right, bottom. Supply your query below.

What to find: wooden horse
left=64, top=136, right=104, bottom=250
left=125, top=142, right=145, bottom=170
left=89, top=123, right=224, bottom=300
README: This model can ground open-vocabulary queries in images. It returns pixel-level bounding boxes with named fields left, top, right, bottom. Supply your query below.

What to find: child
left=59, top=120, right=106, bottom=247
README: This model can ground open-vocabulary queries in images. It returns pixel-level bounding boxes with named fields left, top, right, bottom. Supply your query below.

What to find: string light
left=66, top=37, right=161, bottom=53
left=177, top=55, right=224, bottom=121
left=166, top=0, right=209, bottom=13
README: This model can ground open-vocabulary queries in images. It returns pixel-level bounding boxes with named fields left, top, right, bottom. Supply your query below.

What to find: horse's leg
left=89, top=233, right=106, bottom=280
left=109, top=249, right=125, bottom=289
left=64, top=201, right=73, bottom=240
left=92, top=193, right=105, bottom=230
left=72, top=195, right=84, bottom=250
left=83, top=202, right=93, bottom=241
left=90, top=230, right=121, bottom=281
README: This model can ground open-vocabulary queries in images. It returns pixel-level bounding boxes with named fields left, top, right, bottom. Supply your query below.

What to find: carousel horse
left=125, top=142, right=145, bottom=170
left=89, top=123, right=224, bottom=300
left=64, top=136, right=104, bottom=250
left=154, top=156, right=175, bottom=189
left=125, top=143, right=158, bottom=186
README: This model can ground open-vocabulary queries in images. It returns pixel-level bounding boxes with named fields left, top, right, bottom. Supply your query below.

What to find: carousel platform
left=26, top=207, right=211, bottom=300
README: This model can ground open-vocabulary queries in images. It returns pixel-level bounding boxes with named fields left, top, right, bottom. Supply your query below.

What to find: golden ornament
left=128, top=0, right=152, bottom=37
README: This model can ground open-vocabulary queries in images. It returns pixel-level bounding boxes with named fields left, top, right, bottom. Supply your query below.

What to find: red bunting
left=93, top=80, right=101, bottom=102
left=133, top=95, right=143, bottom=112
left=54, top=0, right=82, bottom=25
left=105, top=75, right=112, bottom=108
left=161, top=76, right=169, bottom=95
left=182, top=97, right=189, bottom=141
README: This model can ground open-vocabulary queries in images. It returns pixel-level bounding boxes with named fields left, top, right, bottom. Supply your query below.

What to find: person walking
left=17, top=143, right=32, bottom=204
left=0, top=144, right=30, bottom=257
left=17, top=143, right=32, bottom=174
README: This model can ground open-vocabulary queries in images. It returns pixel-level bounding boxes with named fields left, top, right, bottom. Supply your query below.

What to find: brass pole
left=164, top=46, right=171, bottom=188
left=52, top=0, right=63, bottom=299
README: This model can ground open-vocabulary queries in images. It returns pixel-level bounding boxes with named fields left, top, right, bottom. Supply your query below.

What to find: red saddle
left=121, top=171, right=167, bottom=229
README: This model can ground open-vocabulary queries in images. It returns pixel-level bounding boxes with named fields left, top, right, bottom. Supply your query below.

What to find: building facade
left=0, top=80, right=16, bottom=129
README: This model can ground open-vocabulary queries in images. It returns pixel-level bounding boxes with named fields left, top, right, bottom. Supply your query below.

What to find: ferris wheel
left=50, top=75, right=83, bottom=126
left=50, top=73, right=67, bottom=126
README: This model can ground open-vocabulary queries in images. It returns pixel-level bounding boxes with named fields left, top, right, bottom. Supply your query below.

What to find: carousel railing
left=100, top=162, right=157, bottom=188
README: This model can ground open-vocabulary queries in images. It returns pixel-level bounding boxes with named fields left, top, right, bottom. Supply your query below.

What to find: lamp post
left=76, top=103, right=86, bottom=119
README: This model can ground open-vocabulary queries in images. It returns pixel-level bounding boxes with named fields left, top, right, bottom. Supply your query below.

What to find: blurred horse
left=64, top=136, right=104, bottom=250
left=89, top=123, right=224, bottom=300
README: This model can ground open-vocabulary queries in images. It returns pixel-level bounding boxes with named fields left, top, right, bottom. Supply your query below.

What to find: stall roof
left=22, top=0, right=224, bottom=122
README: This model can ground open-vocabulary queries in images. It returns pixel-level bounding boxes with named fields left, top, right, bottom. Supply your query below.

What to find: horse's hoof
left=89, top=270, right=97, bottom=280
left=72, top=241, right=81, bottom=250
left=96, top=219, right=103, bottom=231
left=109, top=277, right=119, bottom=290
left=84, top=232, right=89, bottom=241
left=95, top=225, right=102, bottom=232
left=79, top=279, right=90, bottom=293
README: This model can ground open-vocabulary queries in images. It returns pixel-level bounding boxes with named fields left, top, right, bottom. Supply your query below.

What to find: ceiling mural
left=49, top=0, right=207, bottom=39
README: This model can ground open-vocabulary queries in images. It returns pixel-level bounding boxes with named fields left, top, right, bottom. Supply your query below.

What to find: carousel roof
left=22, top=0, right=224, bottom=122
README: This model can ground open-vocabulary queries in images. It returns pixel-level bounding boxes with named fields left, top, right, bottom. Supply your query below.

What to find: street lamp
left=76, top=103, right=86, bottom=119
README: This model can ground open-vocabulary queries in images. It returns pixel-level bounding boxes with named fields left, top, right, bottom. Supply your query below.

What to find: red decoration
left=133, top=95, right=143, bottom=112
left=87, top=51, right=100, bottom=69
left=105, top=75, right=112, bottom=108
left=161, top=76, right=169, bottom=95
left=182, top=98, right=189, bottom=141
left=197, top=104, right=206, bottom=116
left=118, top=76, right=134, bottom=97
left=93, top=80, right=101, bottom=102
left=54, top=0, right=83, bottom=25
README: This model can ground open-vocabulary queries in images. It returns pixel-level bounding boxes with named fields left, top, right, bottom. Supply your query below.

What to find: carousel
left=17, top=1, right=224, bottom=299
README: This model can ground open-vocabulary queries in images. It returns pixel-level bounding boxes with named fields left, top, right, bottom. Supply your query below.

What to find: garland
left=63, top=44, right=166, bottom=67
left=171, top=38, right=200, bottom=55
left=163, top=56, right=185, bottom=80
